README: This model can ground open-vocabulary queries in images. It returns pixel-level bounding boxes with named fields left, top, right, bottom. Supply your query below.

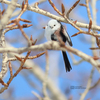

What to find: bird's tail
left=62, top=51, right=72, bottom=72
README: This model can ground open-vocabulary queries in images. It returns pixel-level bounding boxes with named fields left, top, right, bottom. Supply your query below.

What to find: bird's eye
left=54, top=24, right=56, bottom=26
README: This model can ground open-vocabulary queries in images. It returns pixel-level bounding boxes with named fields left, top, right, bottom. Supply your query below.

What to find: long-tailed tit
left=45, top=19, right=73, bottom=72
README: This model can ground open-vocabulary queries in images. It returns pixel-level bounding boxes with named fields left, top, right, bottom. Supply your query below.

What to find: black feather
left=51, top=20, right=72, bottom=72
left=51, top=34, right=57, bottom=41
left=57, top=20, right=73, bottom=46
left=62, top=51, right=72, bottom=72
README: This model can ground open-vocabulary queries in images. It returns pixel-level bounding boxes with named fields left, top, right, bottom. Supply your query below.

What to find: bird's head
left=46, top=19, right=61, bottom=32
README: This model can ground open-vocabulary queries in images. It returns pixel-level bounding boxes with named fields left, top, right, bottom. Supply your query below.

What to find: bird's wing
left=63, top=27, right=73, bottom=46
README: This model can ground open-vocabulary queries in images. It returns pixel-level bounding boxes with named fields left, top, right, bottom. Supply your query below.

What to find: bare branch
left=86, top=0, right=92, bottom=20
left=0, top=35, right=8, bottom=79
left=1, top=0, right=100, bottom=31
left=0, top=41, right=99, bottom=72
left=89, top=78, right=100, bottom=90
left=0, top=0, right=18, bottom=37
left=80, top=67, right=95, bottom=100
left=8, top=52, right=45, bottom=62
left=32, top=91, right=42, bottom=100
left=66, top=0, right=80, bottom=18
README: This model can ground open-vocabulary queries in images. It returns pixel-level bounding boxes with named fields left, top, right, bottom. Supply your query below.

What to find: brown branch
left=7, top=53, right=31, bottom=86
left=1, top=0, right=100, bottom=32
left=0, top=78, right=8, bottom=87
left=23, top=51, right=31, bottom=62
left=71, top=31, right=84, bottom=37
left=48, top=0, right=100, bottom=39
left=79, top=3, right=86, bottom=7
left=61, top=4, right=65, bottom=14
left=19, top=18, right=31, bottom=23
left=71, top=30, right=99, bottom=38
left=0, top=41, right=99, bottom=71
left=0, top=50, right=32, bottom=93
left=9, top=0, right=31, bottom=46
left=86, top=0, right=92, bottom=20
left=0, top=33, right=35, bottom=93
left=88, top=20, right=92, bottom=33
left=66, top=0, right=80, bottom=18
left=0, top=0, right=18, bottom=37
left=90, top=47, right=100, bottom=50
left=8, top=61, right=13, bottom=77
left=15, top=19, right=31, bottom=46
left=4, top=24, right=32, bottom=34
left=1, top=9, right=5, bottom=15
left=48, top=0, right=62, bottom=16
left=8, top=52, right=45, bottom=62
left=48, top=0, right=82, bottom=32
left=15, top=55, right=23, bottom=62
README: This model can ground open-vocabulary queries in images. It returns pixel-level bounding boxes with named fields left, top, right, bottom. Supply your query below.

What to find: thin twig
left=86, top=0, right=92, bottom=20
left=48, top=0, right=83, bottom=34
left=66, top=0, right=80, bottom=18
left=32, top=91, right=42, bottom=100
left=0, top=49, right=32, bottom=93
left=8, top=52, right=45, bottom=62
left=80, top=67, right=95, bottom=100
left=1, top=0, right=100, bottom=31
left=89, top=78, right=100, bottom=90
left=8, top=61, right=13, bottom=77
left=3, top=24, right=32, bottom=34
left=0, top=0, right=18, bottom=37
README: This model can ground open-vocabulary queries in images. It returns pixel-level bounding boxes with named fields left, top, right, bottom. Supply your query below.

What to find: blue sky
left=0, top=0, right=100, bottom=100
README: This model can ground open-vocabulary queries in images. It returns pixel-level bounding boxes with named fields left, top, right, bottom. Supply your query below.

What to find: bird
left=44, top=19, right=73, bottom=72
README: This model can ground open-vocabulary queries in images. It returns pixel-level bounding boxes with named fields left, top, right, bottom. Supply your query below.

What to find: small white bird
left=45, top=19, right=73, bottom=72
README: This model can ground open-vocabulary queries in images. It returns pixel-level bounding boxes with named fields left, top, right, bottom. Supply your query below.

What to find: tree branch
left=0, top=0, right=18, bottom=37
left=0, top=41, right=99, bottom=72
left=0, top=0, right=100, bottom=31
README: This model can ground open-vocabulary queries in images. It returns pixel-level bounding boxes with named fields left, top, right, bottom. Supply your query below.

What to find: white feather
left=45, top=19, right=60, bottom=41
left=45, top=19, right=72, bottom=46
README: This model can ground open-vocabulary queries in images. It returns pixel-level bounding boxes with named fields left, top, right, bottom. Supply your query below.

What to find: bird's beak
left=43, top=27, right=45, bottom=29
left=50, top=26, right=53, bottom=29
